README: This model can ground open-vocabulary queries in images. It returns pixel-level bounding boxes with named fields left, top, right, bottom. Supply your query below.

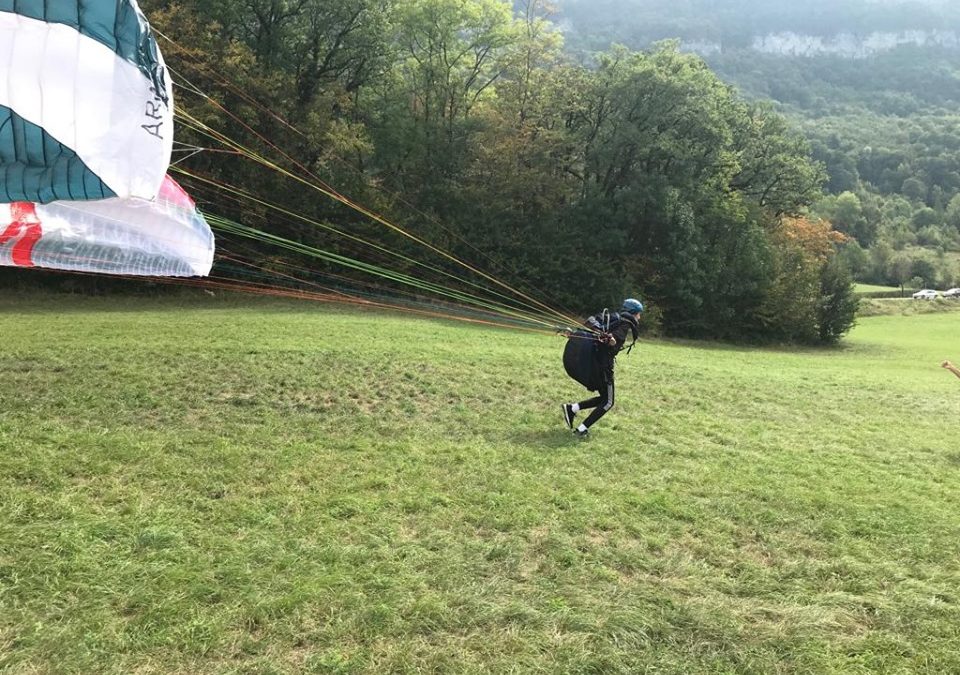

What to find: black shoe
left=562, top=403, right=575, bottom=429
left=574, top=428, right=589, bottom=439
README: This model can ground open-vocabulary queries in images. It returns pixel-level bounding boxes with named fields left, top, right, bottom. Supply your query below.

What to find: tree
left=292, top=0, right=396, bottom=105
left=911, top=258, right=937, bottom=288
left=830, top=191, right=876, bottom=245
left=902, top=177, right=928, bottom=203
left=729, top=104, right=827, bottom=217
left=888, top=254, right=914, bottom=292
left=946, top=194, right=960, bottom=231
left=363, top=0, right=522, bottom=208
left=497, top=0, right=564, bottom=126
left=818, top=255, right=859, bottom=344
left=393, top=0, right=518, bottom=131
left=912, top=207, right=940, bottom=229
left=837, top=239, right=869, bottom=279
left=916, top=225, right=944, bottom=248
left=868, top=240, right=893, bottom=284
left=758, top=216, right=847, bottom=343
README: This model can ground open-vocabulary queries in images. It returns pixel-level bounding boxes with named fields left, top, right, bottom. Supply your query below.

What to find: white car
left=943, top=288, right=960, bottom=299
left=912, top=289, right=940, bottom=300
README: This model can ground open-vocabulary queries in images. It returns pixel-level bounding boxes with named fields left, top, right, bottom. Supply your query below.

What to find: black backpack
left=562, top=310, right=639, bottom=391
left=563, top=329, right=604, bottom=391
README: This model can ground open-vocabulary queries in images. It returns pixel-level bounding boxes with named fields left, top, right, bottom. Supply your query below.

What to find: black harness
left=586, top=309, right=640, bottom=354
left=562, top=309, right=640, bottom=390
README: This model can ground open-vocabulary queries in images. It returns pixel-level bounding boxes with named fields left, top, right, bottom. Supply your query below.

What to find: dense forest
left=79, top=0, right=861, bottom=344
left=554, top=0, right=960, bottom=291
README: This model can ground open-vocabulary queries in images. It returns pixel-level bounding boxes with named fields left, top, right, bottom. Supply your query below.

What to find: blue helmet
left=622, top=298, right=644, bottom=315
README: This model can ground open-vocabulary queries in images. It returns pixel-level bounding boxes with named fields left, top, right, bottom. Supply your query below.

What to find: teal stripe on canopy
left=0, top=1, right=164, bottom=85
left=0, top=105, right=115, bottom=203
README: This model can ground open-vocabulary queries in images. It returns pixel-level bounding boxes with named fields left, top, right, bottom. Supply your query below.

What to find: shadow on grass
left=492, top=427, right=588, bottom=450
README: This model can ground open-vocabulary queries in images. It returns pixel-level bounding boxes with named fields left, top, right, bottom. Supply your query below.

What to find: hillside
left=553, top=0, right=959, bottom=49
left=2, top=293, right=959, bottom=672
left=550, top=0, right=960, bottom=289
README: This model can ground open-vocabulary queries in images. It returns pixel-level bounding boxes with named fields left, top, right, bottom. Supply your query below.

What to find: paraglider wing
left=0, top=176, right=214, bottom=277
left=0, top=1, right=214, bottom=277
left=0, top=1, right=173, bottom=203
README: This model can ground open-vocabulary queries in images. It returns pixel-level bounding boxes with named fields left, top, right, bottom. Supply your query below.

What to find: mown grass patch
left=858, top=296, right=960, bottom=317
left=2, top=293, right=959, bottom=673
left=853, top=283, right=909, bottom=296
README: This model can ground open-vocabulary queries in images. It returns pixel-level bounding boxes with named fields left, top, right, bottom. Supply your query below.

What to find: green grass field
left=2, top=293, right=959, bottom=674
left=853, top=283, right=907, bottom=295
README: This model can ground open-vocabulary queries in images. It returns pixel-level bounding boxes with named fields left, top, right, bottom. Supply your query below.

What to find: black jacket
left=586, top=310, right=639, bottom=371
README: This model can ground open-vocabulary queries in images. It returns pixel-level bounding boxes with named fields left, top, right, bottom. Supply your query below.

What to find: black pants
left=578, top=374, right=614, bottom=429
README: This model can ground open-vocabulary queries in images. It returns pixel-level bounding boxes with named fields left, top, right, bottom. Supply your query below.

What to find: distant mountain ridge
left=682, top=30, right=959, bottom=58
left=549, top=0, right=960, bottom=56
